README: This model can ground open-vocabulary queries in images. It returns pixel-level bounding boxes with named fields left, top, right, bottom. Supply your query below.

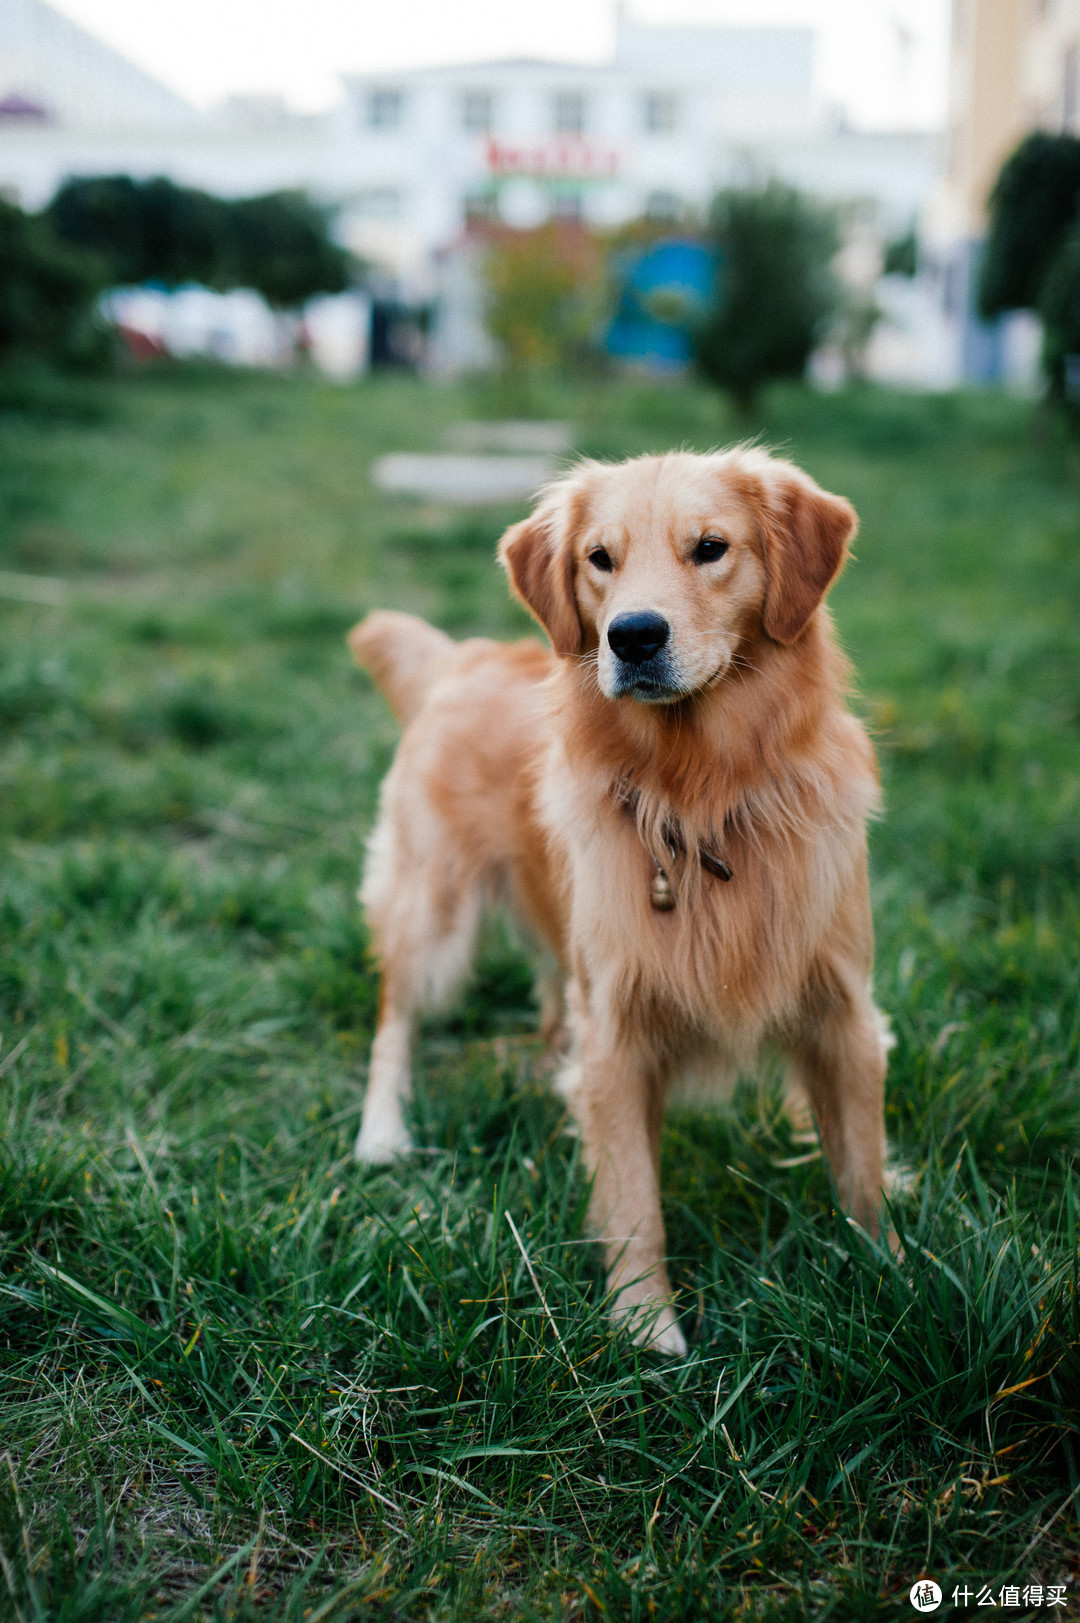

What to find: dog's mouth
left=602, top=625, right=732, bottom=704
left=610, top=654, right=690, bottom=704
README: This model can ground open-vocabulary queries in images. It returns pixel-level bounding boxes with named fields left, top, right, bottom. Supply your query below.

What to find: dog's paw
left=353, top=1122, right=414, bottom=1165
left=616, top=1298, right=688, bottom=1358
left=643, top=1309, right=688, bottom=1358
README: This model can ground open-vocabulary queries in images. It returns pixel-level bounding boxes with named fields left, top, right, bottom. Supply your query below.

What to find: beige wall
left=941, top=0, right=1026, bottom=237
left=1021, top=0, right=1080, bottom=133
left=936, top=0, right=1080, bottom=241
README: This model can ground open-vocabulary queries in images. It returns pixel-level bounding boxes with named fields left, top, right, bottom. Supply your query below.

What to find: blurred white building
left=332, top=24, right=937, bottom=297
left=1, top=0, right=944, bottom=374
left=2, top=4, right=937, bottom=261
left=0, top=0, right=196, bottom=131
left=0, top=0, right=334, bottom=217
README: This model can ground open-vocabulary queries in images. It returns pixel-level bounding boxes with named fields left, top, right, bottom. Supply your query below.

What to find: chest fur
left=543, top=763, right=873, bottom=1040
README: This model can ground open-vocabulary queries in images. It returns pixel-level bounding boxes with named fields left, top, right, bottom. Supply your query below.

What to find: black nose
left=607, top=611, right=670, bottom=666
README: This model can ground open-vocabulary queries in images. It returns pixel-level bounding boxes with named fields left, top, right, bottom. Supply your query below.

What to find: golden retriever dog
left=349, top=447, right=890, bottom=1356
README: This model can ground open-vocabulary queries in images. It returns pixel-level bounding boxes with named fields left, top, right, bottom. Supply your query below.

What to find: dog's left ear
left=499, top=508, right=584, bottom=658
left=759, top=466, right=858, bottom=645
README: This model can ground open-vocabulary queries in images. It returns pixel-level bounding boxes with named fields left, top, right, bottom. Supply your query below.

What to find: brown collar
left=612, top=781, right=733, bottom=910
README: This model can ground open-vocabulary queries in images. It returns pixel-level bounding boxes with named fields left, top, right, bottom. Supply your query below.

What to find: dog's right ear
left=498, top=512, right=584, bottom=657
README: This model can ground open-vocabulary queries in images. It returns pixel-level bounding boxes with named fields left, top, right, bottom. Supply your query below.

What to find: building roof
left=0, top=0, right=198, bottom=129
left=342, top=23, right=815, bottom=92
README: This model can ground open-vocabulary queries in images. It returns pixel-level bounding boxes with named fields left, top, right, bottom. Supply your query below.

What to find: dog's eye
left=693, top=535, right=729, bottom=564
left=588, top=548, right=614, bottom=573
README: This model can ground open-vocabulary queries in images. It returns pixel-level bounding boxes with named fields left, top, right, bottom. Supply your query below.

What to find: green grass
left=0, top=366, right=1078, bottom=1620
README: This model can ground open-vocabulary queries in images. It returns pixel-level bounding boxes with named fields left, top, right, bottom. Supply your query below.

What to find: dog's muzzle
left=606, top=611, right=683, bottom=700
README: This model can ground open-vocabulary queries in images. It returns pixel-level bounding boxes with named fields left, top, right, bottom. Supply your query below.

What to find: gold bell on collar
left=650, top=865, right=675, bottom=911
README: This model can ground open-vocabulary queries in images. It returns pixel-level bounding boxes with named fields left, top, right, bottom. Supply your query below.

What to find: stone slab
left=370, top=452, right=558, bottom=505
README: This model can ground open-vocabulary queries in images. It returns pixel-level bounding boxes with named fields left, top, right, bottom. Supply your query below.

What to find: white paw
left=642, top=1307, right=688, bottom=1358
left=353, top=1121, right=413, bottom=1165
left=615, top=1297, right=688, bottom=1357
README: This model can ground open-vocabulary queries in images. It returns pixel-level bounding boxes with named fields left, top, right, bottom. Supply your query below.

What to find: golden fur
left=350, top=447, right=890, bottom=1356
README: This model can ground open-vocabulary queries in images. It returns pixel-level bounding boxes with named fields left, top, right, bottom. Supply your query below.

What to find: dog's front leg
left=560, top=1007, right=686, bottom=1357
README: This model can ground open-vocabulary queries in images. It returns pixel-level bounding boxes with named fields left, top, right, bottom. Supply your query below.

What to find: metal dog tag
left=650, top=867, right=675, bottom=911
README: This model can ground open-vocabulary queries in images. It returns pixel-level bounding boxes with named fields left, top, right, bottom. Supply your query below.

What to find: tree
left=979, top=133, right=1080, bottom=318
left=979, top=133, right=1080, bottom=406
left=0, top=198, right=107, bottom=367
left=1037, top=221, right=1080, bottom=403
left=47, top=177, right=352, bottom=308
left=883, top=227, right=918, bottom=278
left=694, top=181, right=841, bottom=410
left=482, top=222, right=606, bottom=373
left=47, top=175, right=221, bottom=288
left=219, top=191, right=351, bottom=308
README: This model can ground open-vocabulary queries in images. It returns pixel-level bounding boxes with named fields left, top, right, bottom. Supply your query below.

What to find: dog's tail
left=348, top=611, right=455, bottom=726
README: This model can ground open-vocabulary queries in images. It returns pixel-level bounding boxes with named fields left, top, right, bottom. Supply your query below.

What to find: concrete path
left=370, top=419, right=573, bottom=505
left=445, top=420, right=572, bottom=454
left=370, top=451, right=558, bottom=505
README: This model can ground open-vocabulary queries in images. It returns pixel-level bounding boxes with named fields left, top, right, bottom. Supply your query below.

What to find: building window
left=1064, top=42, right=1079, bottom=132
left=553, top=90, right=587, bottom=136
left=350, top=188, right=404, bottom=220
left=645, top=190, right=681, bottom=223
left=461, top=90, right=494, bottom=133
left=643, top=92, right=678, bottom=134
left=463, top=188, right=498, bottom=223
left=367, top=88, right=404, bottom=129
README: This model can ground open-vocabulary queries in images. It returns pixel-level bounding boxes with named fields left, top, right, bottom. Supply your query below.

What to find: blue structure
left=953, top=239, right=1009, bottom=384
left=606, top=238, right=717, bottom=371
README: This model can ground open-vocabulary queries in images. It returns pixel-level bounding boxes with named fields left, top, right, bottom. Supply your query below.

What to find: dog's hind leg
left=355, top=898, right=483, bottom=1163
left=355, top=984, right=415, bottom=1165
left=354, top=798, right=484, bottom=1165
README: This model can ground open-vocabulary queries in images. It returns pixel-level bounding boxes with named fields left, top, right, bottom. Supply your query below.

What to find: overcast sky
left=51, top=0, right=950, bottom=131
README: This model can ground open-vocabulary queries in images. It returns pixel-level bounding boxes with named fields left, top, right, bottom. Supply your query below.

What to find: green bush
left=883, top=226, right=918, bottom=278
left=1038, top=220, right=1080, bottom=402
left=980, top=132, right=1080, bottom=404
left=979, top=132, right=1080, bottom=318
left=482, top=222, right=607, bottom=374
left=219, top=190, right=352, bottom=308
left=0, top=198, right=107, bottom=368
left=694, top=181, right=841, bottom=410
left=47, top=174, right=221, bottom=290
left=47, top=176, right=352, bottom=309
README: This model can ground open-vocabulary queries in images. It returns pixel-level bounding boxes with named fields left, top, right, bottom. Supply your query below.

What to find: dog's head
left=499, top=448, right=857, bottom=702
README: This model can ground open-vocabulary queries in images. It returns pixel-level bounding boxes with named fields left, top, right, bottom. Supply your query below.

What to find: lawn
left=0, top=366, right=1078, bottom=1621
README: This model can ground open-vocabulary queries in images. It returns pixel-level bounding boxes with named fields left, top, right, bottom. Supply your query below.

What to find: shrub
left=0, top=198, right=107, bottom=368
left=979, top=132, right=1080, bottom=406
left=47, top=176, right=352, bottom=309
left=482, top=222, right=606, bottom=373
left=694, top=181, right=841, bottom=411
left=218, top=191, right=352, bottom=308
left=979, top=132, right=1080, bottom=318
left=47, top=174, right=221, bottom=289
left=1037, top=220, right=1080, bottom=403
left=883, top=227, right=918, bottom=278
